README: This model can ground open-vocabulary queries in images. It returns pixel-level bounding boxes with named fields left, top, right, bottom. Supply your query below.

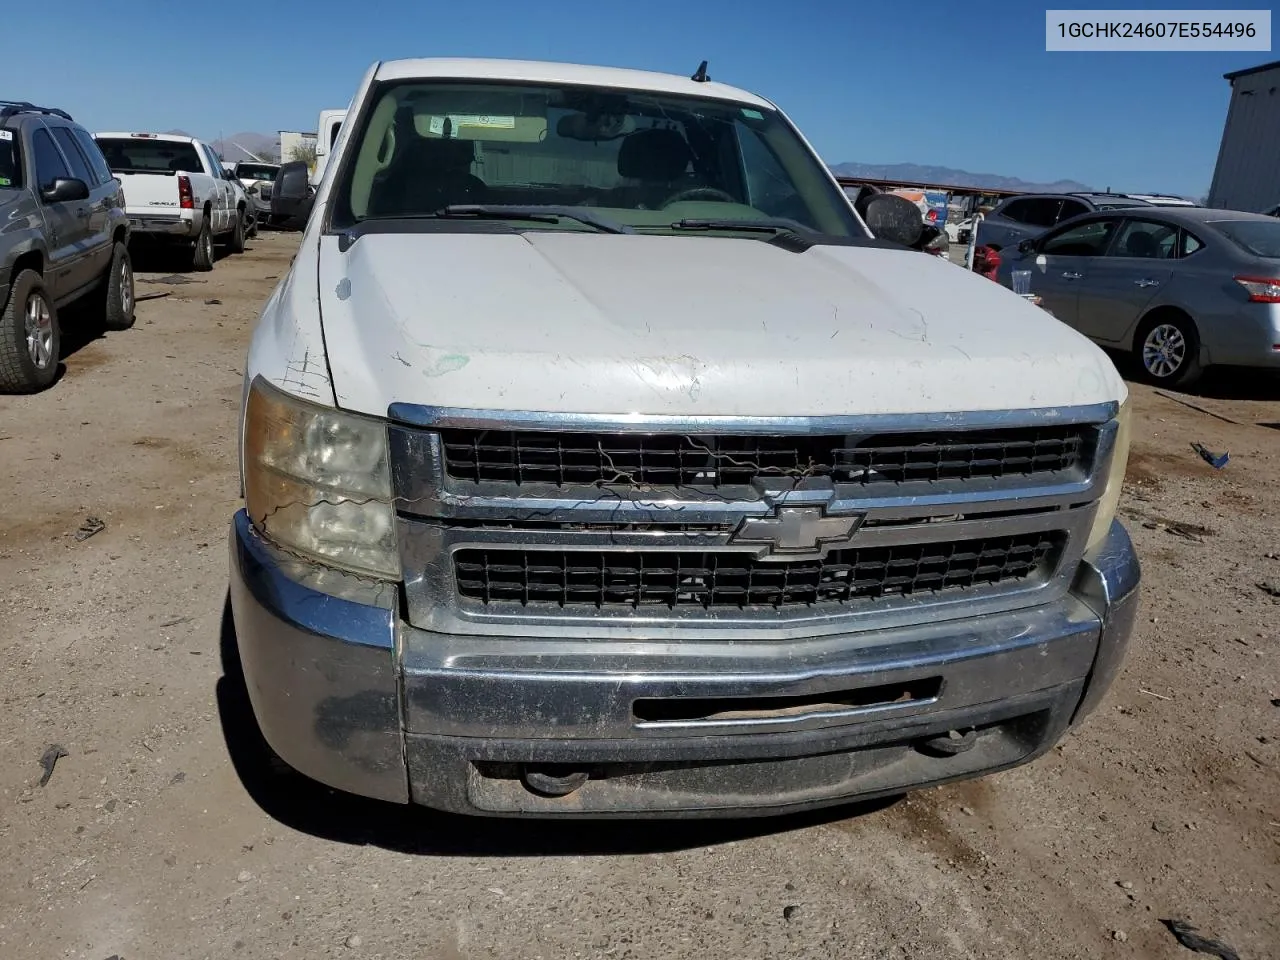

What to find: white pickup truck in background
left=93, top=132, right=245, bottom=270
left=310, top=108, right=346, bottom=187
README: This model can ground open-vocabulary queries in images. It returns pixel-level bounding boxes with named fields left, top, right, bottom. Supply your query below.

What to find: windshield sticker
left=740, top=109, right=763, bottom=120
left=427, top=114, right=516, bottom=134
left=0, top=130, right=12, bottom=140
left=452, top=115, right=516, bottom=129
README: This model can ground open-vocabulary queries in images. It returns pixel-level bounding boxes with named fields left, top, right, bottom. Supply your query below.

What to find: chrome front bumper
left=227, top=510, right=1140, bottom=817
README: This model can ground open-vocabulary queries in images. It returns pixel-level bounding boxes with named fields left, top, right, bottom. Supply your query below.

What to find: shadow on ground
left=1107, top=351, right=1280, bottom=402
left=214, top=596, right=899, bottom=857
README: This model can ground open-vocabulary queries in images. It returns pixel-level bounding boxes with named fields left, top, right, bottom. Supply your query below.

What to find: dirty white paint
left=258, top=56, right=1126, bottom=421
left=314, top=230, right=1126, bottom=419
left=244, top=256, right=333, bottom=406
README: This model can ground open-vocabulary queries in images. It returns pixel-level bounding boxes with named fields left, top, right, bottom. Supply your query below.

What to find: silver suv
left=975, top=192, right=1152, bottom=252
left=0, top=100, right=133, bottom=393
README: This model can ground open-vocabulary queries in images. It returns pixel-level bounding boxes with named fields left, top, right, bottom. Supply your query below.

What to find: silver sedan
left=995, top=207, right=1280, bottom=387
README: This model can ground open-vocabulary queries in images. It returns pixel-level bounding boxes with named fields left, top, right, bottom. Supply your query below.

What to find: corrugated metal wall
left=1208, top=65, right=1280, bottom=211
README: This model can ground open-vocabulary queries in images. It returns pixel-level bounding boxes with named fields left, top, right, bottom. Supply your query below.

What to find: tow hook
left=521, top=766, right=590, bottom=797
left=919, top=728, right=978, bottom=756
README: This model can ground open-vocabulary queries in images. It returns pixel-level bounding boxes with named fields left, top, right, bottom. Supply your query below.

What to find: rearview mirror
left=556, top=112, right=636, bottom=142
left=860, top=194, right=924, bottom=248
left=41, top=177, right=90, bottom=203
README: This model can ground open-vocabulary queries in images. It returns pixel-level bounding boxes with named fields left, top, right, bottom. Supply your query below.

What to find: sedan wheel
left=1142, top=322, right=1187, bottom=379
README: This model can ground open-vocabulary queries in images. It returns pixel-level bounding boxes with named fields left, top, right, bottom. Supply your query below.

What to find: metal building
left=1208, top=60, right=1280, bottom=212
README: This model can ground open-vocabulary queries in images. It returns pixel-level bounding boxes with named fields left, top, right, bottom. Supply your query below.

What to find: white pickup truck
left=230, top=58, right=1140, bottom=818
left=93, top=132, right=245, bottom=270
left=310, top=108, right=347, bottom=187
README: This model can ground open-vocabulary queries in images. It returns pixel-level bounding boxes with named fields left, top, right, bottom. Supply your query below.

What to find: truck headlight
left=1085, top=398, right=1132, bottom=553
left=242, top=376, right=400, bottom=579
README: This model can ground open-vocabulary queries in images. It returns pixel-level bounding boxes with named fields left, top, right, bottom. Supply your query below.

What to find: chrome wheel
left=1142, top=323, right=1186, bottom=378
left=119, top=258, right=133, bottom=315
left=24, top=293, right=54, bottom=369
left=202, top=229, right=213, bottom=263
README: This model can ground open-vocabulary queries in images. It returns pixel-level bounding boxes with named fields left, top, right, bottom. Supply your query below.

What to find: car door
left=1072, top=218, right=1179, bottom=343
left=28, top=125, right=91, bottom=302
left=1023, top=217, right=1122, bottom=329
left=49, top=124, right=113, bottom=280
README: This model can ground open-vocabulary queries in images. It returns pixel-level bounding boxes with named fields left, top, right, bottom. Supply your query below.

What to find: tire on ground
left=101, top=241, right=136, bottom=331
left=228, top=209, right=246, bottom=254
left=0, top=269, right=60, bottom=393
left=192, top=218, right=215, bottom=272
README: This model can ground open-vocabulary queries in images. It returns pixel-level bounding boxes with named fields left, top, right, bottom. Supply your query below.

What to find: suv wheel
left=192, top=220, right=215, bottom=272
left=1135, top=312, right=1202, bottom=388
left=101, top=242, right=135, bottom=331
left=0, top=270, right=60, bottom=393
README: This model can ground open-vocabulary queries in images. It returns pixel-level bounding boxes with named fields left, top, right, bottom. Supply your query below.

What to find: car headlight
left=1085, top=397, right=1132, bottom=552
left=242, top=376, right=400, bottom=579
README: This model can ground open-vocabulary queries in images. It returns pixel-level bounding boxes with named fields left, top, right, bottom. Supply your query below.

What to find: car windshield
left=1211, top=219, right=1280, bottom=258
left=95, top=137, right=203, bottom=174
left=330, top=80, right=863, bottom=237
left=0, top=130, right=20, bottom=188
left=237, top=163, right=277, bottom=181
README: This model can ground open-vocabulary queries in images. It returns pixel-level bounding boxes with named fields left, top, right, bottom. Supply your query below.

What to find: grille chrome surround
left=388, top=402, right=1120, bottom=639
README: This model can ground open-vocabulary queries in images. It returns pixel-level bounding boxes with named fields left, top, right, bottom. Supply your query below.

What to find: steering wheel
left=660, top=186, right=736, bottom=208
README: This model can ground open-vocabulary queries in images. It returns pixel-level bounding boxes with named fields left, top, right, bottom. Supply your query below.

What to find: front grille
left=454, top=532, right=1063, bottom=610
left=439, top=427, right=1086, bottom=488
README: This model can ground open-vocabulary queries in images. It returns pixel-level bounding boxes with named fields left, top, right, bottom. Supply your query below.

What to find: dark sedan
left=995, top=207, right=1280, bottom=387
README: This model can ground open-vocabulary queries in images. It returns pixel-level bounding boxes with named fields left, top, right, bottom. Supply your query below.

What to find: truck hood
left=315, top=231, right=1124, bottom=419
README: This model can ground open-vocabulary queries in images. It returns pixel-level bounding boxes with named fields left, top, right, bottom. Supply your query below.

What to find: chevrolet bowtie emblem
left=730, top=506, right=866, bottom=559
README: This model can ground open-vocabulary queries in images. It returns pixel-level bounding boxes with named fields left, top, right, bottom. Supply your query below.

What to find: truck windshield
left=330, top=80, right=864, bottom=237
left=95, top=137, right=203, bottom=175
left=0, top=131, right=20, bottom=188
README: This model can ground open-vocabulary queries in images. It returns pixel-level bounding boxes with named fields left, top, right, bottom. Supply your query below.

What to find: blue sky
left=2, top=0, right=1267, bottom=196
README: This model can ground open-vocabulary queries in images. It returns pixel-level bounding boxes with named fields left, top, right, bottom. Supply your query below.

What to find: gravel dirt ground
left=1, top=233, right=1278, bottom=960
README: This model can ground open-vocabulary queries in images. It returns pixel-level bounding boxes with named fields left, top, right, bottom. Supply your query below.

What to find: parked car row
left=0, top=99, right=287, bottom=393
left=92, top=132, right=265, bottom=271
left=988, top=204, right=1280, bottom=387
left=974, top=192, right=1158, bottom=251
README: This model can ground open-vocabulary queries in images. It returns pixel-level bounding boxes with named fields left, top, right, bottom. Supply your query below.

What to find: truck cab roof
left=369, top=57, right=774, bottom=109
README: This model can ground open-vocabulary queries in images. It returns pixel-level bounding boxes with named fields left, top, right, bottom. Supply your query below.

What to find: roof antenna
left=691, top=60, right=710, bottom=83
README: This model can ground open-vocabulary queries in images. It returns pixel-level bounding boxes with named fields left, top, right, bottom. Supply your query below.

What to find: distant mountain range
left=829, top=161, right=1094, bottom=194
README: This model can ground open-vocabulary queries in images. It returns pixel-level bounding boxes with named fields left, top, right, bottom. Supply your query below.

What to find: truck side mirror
left=41, top=177, right=90, bottom=204
left=270, top=160, right=316, bottom=229
left=861, top=194, right=925, bottom=248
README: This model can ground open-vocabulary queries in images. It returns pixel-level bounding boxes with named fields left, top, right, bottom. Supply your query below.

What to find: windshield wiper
left=436, top=204, right=634, bottom=234
left=665, top=217, right=817, bottom=235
